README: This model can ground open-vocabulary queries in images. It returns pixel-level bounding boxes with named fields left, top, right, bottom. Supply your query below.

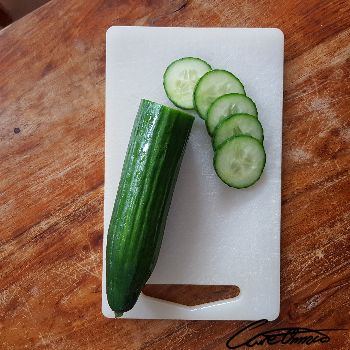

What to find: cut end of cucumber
left=194, top=70, right=245, bottom=120
left=214, top=135, right=266, bottom=188
left=141, top=99, right=195, bottom=123
left=163, top=57, right=211, bottom=110
left=114, top=311, right=124, bottom=318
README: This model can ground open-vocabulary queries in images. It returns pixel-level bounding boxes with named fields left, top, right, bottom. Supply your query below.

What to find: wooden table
left=1, top=0, right=349, bottom=349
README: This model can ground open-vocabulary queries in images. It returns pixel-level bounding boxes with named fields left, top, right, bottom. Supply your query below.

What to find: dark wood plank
left=0, top=0, right=349, bottom=349
left=142, top=285, right=240, bottom=306
left=0, top=4, right=12, bottom=27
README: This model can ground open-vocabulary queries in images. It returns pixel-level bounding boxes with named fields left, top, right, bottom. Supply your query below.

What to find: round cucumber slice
left=163, top=57, right=212, bottom=109
left=213, top=114, right=264, bottom=149
left=214, top=135, right=266, bottom=188
left=206, top=93, right=257, bottom=135
left=193, top=70, right=245, bottom=119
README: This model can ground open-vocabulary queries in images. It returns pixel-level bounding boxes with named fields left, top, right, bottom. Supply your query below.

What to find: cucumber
left=194, top=70, right=245, bottom=119
left=206, top=93, right=258, bottom=135
left=163, top=57, right=211, bottom=109
left=213, top=114, right=264, bottom=149
left=214, top=135, right=266, bottom=188
left=106, top=100, right=194, bottom=316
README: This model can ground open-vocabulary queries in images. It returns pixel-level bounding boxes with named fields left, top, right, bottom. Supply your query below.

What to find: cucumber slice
left=163, top=57, right=212, bottom=109
left=207, top=94, right=258, bottom=135
left=193, top=70, right=245, bottom=119
left=213, top=114, right=264, bottom=149
left=214, top=135, right=266, bottom=188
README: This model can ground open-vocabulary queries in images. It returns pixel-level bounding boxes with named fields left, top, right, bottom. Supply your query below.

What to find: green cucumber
left=207, top=93, right=258, bottom=135
left=214, top=135, right=266, bottom=188
left=193, top=70, right=245, bottom=120
left=106, top=99, right=194, bottom=316
left=163, top=57, right=212, bottom=109
left=213, top=114, right=264, bottom=149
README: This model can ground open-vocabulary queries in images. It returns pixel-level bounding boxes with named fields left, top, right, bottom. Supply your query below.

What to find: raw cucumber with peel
left=106, top=100, right=194, bottom=316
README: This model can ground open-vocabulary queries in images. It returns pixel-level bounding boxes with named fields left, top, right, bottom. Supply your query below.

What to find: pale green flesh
left=164, top=58, right=211, bottom=109
left=194, top=70, right=245, bottom=119
left=214, top=136, right=265, bottom=188
left=213, top=114, right=263, bottom=149
left=207, top=94, right=257, bottom=135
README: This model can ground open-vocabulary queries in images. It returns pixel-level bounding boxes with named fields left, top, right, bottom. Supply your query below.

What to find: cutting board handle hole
left=142, top=284, right=240, bottom=306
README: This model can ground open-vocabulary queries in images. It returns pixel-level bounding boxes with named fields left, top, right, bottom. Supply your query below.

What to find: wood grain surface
left=0, top=0, right=349, bottom=349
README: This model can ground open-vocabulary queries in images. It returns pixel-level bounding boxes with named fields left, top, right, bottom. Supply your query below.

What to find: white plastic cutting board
left=103, top=26, right=284, bottom=320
